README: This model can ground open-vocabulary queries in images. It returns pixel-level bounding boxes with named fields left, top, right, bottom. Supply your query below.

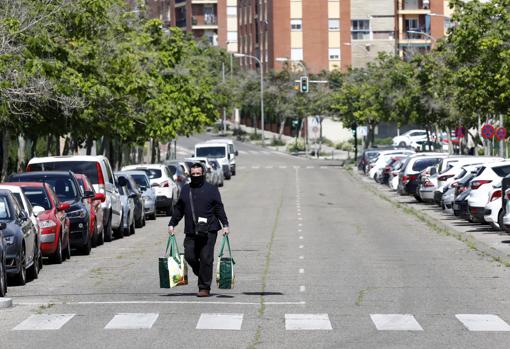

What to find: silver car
left=115, top=176, right=135, bottom=237
left=123, top=170, right=157, bottom=220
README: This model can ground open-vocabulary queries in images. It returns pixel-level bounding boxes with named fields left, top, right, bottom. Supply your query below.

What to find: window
left=227, top=31, right=238, bottom=42
left=291, top=19, right=302, bottom=32
left=328, top=48, right=340, bottom=60
left=227, top=6, right=237, bottom=16
left=351, top=19, right=370, bottom=40
left=291, top=48, right=303, bottom=61
left=328, top=19, right=340, bottom=31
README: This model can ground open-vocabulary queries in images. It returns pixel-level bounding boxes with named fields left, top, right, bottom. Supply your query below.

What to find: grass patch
left=355, top=288, right=368, bottom=306
left=36, top=303, right=55, bottom=314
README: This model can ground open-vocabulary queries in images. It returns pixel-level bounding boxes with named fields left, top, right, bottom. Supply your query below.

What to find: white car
left=121, top=164, right=177, bottom=216
left=27, top=155, right=122, bottom=242
left=185, top=157, right=220, bottom=186
left=467, top=161, right=510, bottom=223
left=0, top=185, right=40, bottom=235
left=484, top=182, right=503, bottom=230
left=367, top=150, right=415, bottom=181
left=205, top=138, right=238, bottom=175
left=392, top=129, right=428, bottom=147
left=195, top=142, right=232, bottom=179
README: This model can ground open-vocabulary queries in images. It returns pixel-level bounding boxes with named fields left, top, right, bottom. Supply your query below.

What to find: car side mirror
left=94, top=193, right=106, bottom=202
left=57, top=202, right=70, bottom=211
left=235, top=150, right=239, bottom=156
left=140, top=185, right=147, bottom=191
left=0, top=222, right=6, bottom=230
left=128, top=192, right=137, bottom=199
left=32, top=206, right=45, bottom=217
left=83, top=190, right=95, bottom=199
left=19, top=210, right=29, bottom=221
left=117, top=176, right=128, bottom=187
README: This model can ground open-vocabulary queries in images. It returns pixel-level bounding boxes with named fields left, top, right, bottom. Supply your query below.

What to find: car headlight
left=67, top=209, right=86, bottom=218
left=3, top=236, right=15, bottom=245
left=39, top=220, right=57, bottom=228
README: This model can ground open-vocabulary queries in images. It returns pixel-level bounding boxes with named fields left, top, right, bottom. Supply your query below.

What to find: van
left=194, top=143, right=232, bottom=179
left=206, top=139, right=238, bottom=175
left=26, top=155, right=122, bottom=242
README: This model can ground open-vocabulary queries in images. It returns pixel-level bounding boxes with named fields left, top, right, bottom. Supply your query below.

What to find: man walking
left=168, top=162, right=229, bottom=297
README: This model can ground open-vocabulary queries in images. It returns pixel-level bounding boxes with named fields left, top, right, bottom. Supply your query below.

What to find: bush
left=287, top=140, right=305, bottom=153
left=318, top=137, right=334, bottom=147
left=249, top=133, right=262, bottom=141
left=271, top=137, right=286, bottom=146
left=335, top=141, right=354, bottom=152
left=374, top=137, right=393, bottom=145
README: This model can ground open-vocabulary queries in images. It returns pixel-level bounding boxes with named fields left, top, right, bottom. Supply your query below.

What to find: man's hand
left=222, top=227, right=230, bottom=236
left=168, top=226, right=175, bottom=235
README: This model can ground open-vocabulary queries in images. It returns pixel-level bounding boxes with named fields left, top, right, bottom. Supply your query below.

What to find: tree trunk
left=17, top=135, right=26, bottom=172
left=30, top=136, right=38, bottom=158
left=62, top=137, right=70, bottom=155
left=278, top=117, right=287, bottom=140
left=1, top=129, right=10, bottom=181
left=46, top=135, right=53, bottom=156
left=86, top=136, right=93, bottom=155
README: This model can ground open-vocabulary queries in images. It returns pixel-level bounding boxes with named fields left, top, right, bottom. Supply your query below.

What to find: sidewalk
left=350, top=169, right=510, bottom=266
left=229, top=122, right=349, bottom=161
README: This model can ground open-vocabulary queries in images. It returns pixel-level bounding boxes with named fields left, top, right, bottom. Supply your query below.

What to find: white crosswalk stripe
left=13, top=314, right=75, bottom=331
left=370, top=314, right=423, bottom=331
left=455, top=314, right=510, bottom=331
left=196, top=313, right=243, bottom=330
left=104, top=313, right=159, bottom=330
left=285, top=314, right=332, bottom=330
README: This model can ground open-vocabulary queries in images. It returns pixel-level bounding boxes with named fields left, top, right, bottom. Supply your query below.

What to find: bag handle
left=218, top=235, right=234, bottom=264
left=165, top=235, right=181, bottom=263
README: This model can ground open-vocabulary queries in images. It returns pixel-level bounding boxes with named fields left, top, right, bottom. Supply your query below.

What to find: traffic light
left=299, top=76, right=309, bottom=93
left=291, top=119, right=300, bottom=129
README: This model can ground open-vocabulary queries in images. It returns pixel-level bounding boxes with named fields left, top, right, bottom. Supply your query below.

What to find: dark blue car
left=0, top=220, right=7, bottom=296
left=0, top=189, right=39, bottom=286
left=8, top=172, right=95, bottom=255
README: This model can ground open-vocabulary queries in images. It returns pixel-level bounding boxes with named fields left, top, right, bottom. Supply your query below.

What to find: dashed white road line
left=299, top=245, right=304, bottom=249
left=196, top=313, right=244, bottom=330
left=300, top=286, right=306, bottom=292
left=299, top=236, right=303, bottom=240
left=299, top=256, right=304, bottom=259
left=285, top=314, right=332, bottom=331
left=299, top=268, right=304, bottom=274
left=105, top=313, right=159, bottom=330
left=456, top=314, right=510, bottom=332
left=370, top=314, right=423, bottom=331
left=13, top=314, right=75, bottom=331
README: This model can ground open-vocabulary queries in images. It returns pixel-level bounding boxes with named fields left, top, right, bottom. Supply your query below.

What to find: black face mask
left=190, top=175, right=205, bottom=187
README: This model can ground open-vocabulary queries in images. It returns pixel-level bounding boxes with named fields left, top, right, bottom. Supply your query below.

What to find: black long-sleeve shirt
left=168, top=182, right=229, bottom=234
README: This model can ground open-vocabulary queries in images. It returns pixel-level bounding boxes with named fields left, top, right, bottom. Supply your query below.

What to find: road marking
left=299, top=245, right=304, bottom=249
left=370, top=314, right=423, bottom=331
left=320, top=166, right=328, bottom=169
left=299, top=268, right=304, bottom=274
left=298, top=229, right=302, bottom=232
left=17, top=301, right=306, bottom=306
left=297, top=212, right=301, bottom=216
left=293, top=166, right=301, bottom=169
left=13, top=314, right=75, bottom=331
left=299, top=236, right=303, bottom=240
left=306, top=166, right=314, bottom=169
left=279, top=166, right=287, bottom=169
left=237, top=166, right=246, bottom=170
left=239, top=150, right=248, bottom=154
left=196, top=313, right=243, bottom=330
left=265, top=166, right=273, bottom=169
left=455, top=314, right=510, bottom=331
left=262, top=151, right=272, bottom=155
left=299, top=256, right=304, bottom=259
left=285, top=314, right=332, bottom=330
left=298, top=223, right=303, bottom=227
left=300, top=286, right=306, bottom=292
left=251, top=166, right=260, bottom=169
left=105, top=313, right=159, bottom=330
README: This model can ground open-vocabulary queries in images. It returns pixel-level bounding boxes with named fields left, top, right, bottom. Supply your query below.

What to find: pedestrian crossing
left=10, top=312, right=510, bottom=332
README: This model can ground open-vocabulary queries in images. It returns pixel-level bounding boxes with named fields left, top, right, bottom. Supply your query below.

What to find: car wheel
left=142, top=214, right=146, bottom=227
left=97, top=227, right=104, bottom=246
left=15, top=248, right=27, bottom=286
left=52, top=237, right=63, bottom=264
left=28, top=250, right=40, bottom=281
left=399, top=141, right=406, bottom=147
left=81, top=235, right=92, bottom=255
left=104, top=214, right=113, bottom=242
left=64, top=236, right=71, bottom=260
left=0, top=260, right=7, bottom=297
left=498, top=210, right=507, bottom=234
left=149, top=212, right=157, bottom=220
left=135, top=215, right=143, bottom=228
left=130, top=221, right=135, bottom=235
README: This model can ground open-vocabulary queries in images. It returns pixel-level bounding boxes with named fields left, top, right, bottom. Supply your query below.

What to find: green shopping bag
left=159, top=235, right=188, bottom=288
left=216, top=235, right=235, bottom=289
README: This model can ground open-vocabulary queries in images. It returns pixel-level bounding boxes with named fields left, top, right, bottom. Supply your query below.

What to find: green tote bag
left=216, top=235, right=235, bottom=289
left=159, top=235, right=188, bottom=289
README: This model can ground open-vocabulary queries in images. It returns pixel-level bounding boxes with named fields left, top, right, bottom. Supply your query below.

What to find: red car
left=3, top=182, right=71, bottom=264
left=74, top=174, right=105, bottom=247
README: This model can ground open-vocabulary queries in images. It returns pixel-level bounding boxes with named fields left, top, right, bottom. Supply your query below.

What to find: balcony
left=191, top=14, right=218, bottom=29
left=399, top=0, right=430, bottom=15
left=191, top=0, right=218, bottom=4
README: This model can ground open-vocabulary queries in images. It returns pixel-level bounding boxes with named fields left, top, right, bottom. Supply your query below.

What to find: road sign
left=455, top=127, right=465, bottom=139
left=496, top=127, right=507, bottom=141
left=481, top=124, right=495, bottom=139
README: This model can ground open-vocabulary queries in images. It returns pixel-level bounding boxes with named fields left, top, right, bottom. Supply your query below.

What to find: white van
left=205, top=139, right=238, bottom=175
left=195, top=143, right=232, bottom=179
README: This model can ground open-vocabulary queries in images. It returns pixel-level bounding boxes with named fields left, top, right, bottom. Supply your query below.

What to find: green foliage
left=287, top=140, right=305, bottom=152
left=270, top=137, right=286, bottom=146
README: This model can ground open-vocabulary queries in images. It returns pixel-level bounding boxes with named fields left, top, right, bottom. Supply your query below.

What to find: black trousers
left=183, top=232, right=218, bottom=290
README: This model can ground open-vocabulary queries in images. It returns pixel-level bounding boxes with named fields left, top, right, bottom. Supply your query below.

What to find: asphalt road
left=2, top=135, right=510, bottom=348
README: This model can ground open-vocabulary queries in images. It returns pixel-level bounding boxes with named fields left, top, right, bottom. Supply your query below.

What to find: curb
left=0, top=298, right=13, bottom=309
left=347, top=168, right=510, bottom=266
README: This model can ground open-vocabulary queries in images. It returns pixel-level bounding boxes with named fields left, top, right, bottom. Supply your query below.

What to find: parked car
left=3, top=182, right=71, bottom=264
left=0, top=184, right=40, bottom=236
left=74, top=174, right=106, bottom=247
left=0, top=189, right=39, bottom=285
left=483, top=182, right=504, bottom=230
left=26, top=155, right=122, bottom=243
left=185, top=157, right=219, bottom=186
left=8, top=171, right=94, bottom=254
left=195, top=142, right=232, bottom=179
left=163, top=161, right=187, bottom=199
left=115, top=172, right=145, bottom=228
left=121, top=164, right=176, bottom=216
left=0, top=221, right=7, bottom=296
left=398, top=154, right=446, bottom=198
left=206, top=138, right=238, bottom=175
left=123, top=170, right=156, bottom=220
left=209, top=159, right=225, bottom=187
left=115, top=176, right=135, bottom=236
left=441, top=165, right=481, bottom=211
left=392, top=129, right=428, bottom=147
left=367, top=150, right=415, bottom=180
left=467, top=161, right=510, bottom=223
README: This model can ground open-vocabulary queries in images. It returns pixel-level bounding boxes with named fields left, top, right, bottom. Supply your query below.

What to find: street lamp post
left=406, top=30, right=437, bottom=51
left=234, top=53, right=265, bottom=146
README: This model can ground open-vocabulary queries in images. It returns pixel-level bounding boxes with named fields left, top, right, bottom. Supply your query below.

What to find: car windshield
left=131, top=174, right=149, bottom=188
left=196, top=146, right=226, bottom=158
left=16, top=176, right=79, bottom=202
left=137, top=168, right=161, bottom=179
left=0, top=196, right=11, bottom=219
left=29, top=161, right=99, bottom=184
left=412, top=158, right=439, bottom=172
left=22, top=187, right=51, bottom=210
left=167, top=165, right=177, bottom=176
left=492, top=165, right=510, bottom=177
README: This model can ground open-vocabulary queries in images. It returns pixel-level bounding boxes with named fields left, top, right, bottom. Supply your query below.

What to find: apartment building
left=237, top=0, right=398, bottom=73
left=397, top=0, right=452, bottom=57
